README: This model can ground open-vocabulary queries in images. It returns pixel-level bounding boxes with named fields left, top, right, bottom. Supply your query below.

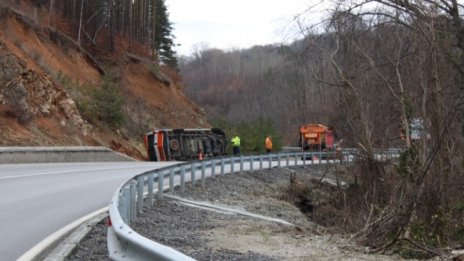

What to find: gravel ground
left=66, top=165, right=413, bottom=261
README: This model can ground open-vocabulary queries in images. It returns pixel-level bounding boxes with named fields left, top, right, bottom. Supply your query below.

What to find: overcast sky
left=164, top=0, right=330, bottom=56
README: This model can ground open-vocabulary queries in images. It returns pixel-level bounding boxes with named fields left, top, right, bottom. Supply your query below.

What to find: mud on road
left=67, top=165, right=408, bottom=261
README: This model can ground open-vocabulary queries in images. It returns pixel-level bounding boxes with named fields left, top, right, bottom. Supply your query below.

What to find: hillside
left=0, top=4, right=209, bottom=160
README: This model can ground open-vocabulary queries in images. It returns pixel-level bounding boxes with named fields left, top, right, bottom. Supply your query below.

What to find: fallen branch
left=398, top=237, right=444, bottom=257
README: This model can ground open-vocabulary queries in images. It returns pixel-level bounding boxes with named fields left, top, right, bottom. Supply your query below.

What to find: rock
left=40, top=103, right=51, bottom=114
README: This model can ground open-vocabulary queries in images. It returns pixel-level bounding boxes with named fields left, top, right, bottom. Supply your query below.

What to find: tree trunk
left=77, top=0, right=84, bottom=46
left=129, top=0, right=132, bottom=50
left=49, top=0, right=54, bottom=27
left=109, top=0, right=115, bottom=52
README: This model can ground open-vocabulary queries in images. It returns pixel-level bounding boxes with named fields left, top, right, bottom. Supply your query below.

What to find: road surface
left=0, top=161, right=177, bottom=261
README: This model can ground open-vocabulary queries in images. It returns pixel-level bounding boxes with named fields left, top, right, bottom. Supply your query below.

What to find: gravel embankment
left=66, top=165, right=410, bottom=261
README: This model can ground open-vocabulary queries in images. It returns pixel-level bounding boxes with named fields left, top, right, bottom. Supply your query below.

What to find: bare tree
left=307, top=0, right=464, bottom=254
left=77, top=0, right=84, bottom=46
left=48, top=0, right=54, bottom=27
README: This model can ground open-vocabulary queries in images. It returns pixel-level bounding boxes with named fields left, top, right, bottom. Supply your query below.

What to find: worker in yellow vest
left=231, top=135, right=241, bottom=155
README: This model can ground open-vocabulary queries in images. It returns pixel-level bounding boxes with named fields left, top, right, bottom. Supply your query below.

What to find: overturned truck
left=144, top=128, right=227, bottom=161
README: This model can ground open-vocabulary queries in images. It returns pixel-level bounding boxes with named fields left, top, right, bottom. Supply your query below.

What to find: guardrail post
left=121, top=186, right=130, bottom=224
left=169, top=168, right=174, bottom=193
left=302, top=152, right=306, bottom=166
left=191, top=162, right=196, bottom=187
left=201, top=160, right=206, bottom=187
left=240, top=156, right=244, bottom=172
left=249, top=156, right=253, bottom=171
left=231, top=158, right=235, bottom=174
left=157, top=172, right=164, bottom=200
left=137, top=176, right=144, bottom=213
left=211, top=159, right=216, bottom=177
left=268, top=154, right=272, bottom=169
left=148, top=173, right=154, bottom=206
left=278, top=153, right=281, bottom=168
left=311, top=152, right=314, bottom=164
left=294, top=152, right=297, bottom=165
left=259, top=154, right=263, bottom=170
left=221, top=158, right=225, bottom=175
left=286, top=153, right=289, bottom=167
left=180, top=165, right=186, bottom=192
left=318, top=150, right=322, bottom=164
left=130, top=180, right=137, bottom=222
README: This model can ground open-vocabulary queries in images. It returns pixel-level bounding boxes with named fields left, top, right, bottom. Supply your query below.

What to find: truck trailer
left=144, top=128, right=227, bottom=161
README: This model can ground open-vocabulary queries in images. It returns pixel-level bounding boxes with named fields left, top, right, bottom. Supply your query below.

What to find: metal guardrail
left=107, top=148, right=400, bottom=260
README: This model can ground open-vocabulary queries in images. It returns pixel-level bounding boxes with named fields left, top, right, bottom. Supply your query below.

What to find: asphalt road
left=0, top=161, right=177, bottom=261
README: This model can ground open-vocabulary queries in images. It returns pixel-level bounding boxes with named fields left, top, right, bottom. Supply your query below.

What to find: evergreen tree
left=154, top=0, right=177, bottom=68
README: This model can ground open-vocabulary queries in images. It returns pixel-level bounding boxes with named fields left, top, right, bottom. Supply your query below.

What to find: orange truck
left=298, top=124, right=336, bottom=151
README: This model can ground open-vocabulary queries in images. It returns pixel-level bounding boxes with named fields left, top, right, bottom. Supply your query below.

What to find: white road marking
left=0, top=165, right=157, bottom=180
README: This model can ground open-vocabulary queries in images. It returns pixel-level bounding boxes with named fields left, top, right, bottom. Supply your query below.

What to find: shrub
left=3, top=81, right=32, bottom=124
left=55, top=71, right=125, bottom=127
left=32, top=51, right=41, bottom=62
left=56, top=71, right=72, bottom=89
left=93, top=75, right=124, bottom=127
left=211, top=117, right=281, bottom=154
left=0, top=5, right=8, bottom=20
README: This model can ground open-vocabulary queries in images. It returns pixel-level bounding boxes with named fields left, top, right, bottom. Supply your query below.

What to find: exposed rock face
left=0, top=41, right=26, bottom=85
left=0, top=40, right=91, bottom=135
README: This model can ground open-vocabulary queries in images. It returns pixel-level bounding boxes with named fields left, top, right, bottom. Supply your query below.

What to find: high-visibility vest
left=231, top=136, right=240, bottom=146
left=265, top=137, right=272, bottom=150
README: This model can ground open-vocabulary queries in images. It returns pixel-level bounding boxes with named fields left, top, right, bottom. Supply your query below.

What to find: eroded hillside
left=0, top=6, right=209, bottom=160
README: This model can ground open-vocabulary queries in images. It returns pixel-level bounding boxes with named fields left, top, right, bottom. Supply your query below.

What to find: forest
left=24, top=0, right=177, bottom=66
left=179, top=0, right=464, bottom=258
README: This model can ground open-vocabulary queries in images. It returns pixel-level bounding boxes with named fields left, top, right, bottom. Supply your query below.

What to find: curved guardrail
left=107, top=149, right=400, bottom=260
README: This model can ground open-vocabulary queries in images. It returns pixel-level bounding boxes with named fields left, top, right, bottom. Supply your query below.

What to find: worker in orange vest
left=265, top=136, right=272, bottom=153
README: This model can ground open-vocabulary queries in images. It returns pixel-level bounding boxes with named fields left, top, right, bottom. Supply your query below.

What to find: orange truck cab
left=299, top=124, right=336, bottom=151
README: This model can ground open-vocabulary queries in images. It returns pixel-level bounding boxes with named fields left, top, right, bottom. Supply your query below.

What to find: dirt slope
left=0, top=5, right=209, bottom=160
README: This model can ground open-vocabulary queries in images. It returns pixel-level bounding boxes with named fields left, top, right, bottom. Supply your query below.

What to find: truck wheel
left=170, top=139, right=179, bottom=151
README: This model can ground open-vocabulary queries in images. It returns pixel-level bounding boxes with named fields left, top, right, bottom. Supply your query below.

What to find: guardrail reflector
left=106, top=217, right=112, bottom=227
